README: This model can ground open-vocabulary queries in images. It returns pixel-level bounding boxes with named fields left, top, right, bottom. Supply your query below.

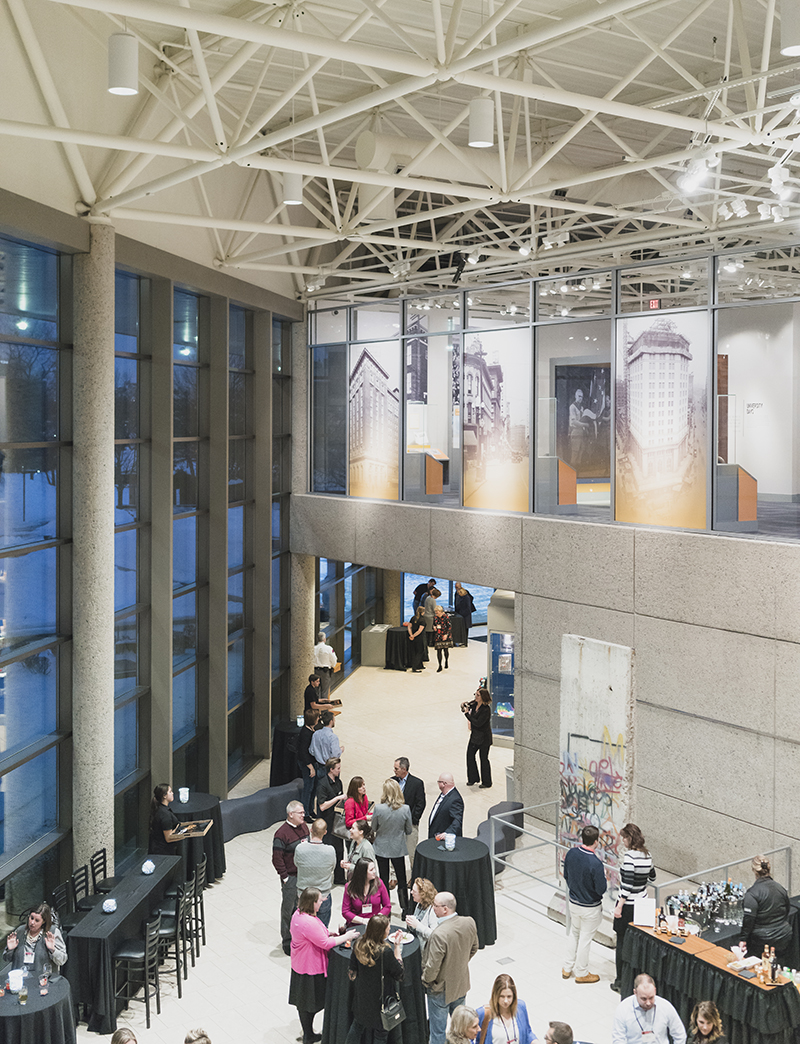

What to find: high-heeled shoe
left=437, top=666, right=443, bottom=672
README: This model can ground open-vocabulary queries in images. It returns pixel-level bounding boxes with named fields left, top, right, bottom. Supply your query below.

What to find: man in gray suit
left=422, top=892, right=479, bottom=1044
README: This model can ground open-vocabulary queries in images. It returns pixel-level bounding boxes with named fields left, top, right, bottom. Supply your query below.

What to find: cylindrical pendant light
left=469, top=96, right=494, bottom=148
left=108, top=32, right=139, bottom=96
left=282, top=171, right=303, bottom=206
left=782, top=0, right=800, bottom=55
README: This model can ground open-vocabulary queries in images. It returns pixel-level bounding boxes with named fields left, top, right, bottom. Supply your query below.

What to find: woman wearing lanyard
left=3, top=903, right=67, bottom=977
left=476, top=975, right=537, bottom=1044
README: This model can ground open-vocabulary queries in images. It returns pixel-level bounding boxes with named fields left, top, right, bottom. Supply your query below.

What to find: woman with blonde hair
left=371, top=778, right=412, bottom=916
left=688, top=1000, right=727, bottom=1043
left=447, top=1006, right=481, bottom=1044
left=110, top=1031, right=137, bottom=1044
left=475, top=974, right=536, bottom=1044
left=405, top=877, right=438, bottom=941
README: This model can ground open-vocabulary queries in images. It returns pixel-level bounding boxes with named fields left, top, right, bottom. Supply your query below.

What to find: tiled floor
left=81, top=640, right=621, bottom=1044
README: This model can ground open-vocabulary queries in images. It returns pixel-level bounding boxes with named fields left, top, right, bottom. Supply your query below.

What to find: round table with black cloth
left=620, top=922, right=800, bottom=1044
left=270, top=720, right=303, bottom=786
left=447, top=612, right=467, bottom=647
left=172, top=791, right=226, bottom=883
left=0, top=975, right=76, bottom=1044
left=385, top=627, right=416, bottom=671
left=322, top=926, right=427, bottom=1044
left=411, top=837, right=496, bottom=948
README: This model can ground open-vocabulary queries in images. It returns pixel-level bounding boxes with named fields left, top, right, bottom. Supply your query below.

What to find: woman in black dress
left=345, top=914, right=404, bottom=1044
left=406, top=605, right=426, bottom=672
left=462, top=687, right=493, bottom=788
left=433, top=606, right=453, bottom=672
left=148, top=783, right=180, bottom=855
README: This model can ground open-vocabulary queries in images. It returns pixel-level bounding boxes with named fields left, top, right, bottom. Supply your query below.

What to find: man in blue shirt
left=562, top=824, right=607, bottom=983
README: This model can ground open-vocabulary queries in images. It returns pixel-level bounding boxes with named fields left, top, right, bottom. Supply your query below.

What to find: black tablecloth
left=172, top=791, right=226, bottom=883
left=64, top=854, right=180, bottom=1033
left=448, top=613, right=467, bottom=646
left=411, top=838, right=496, bottom=948
left=620, top=924, right=800, bottom=1044
left=322, top=926, right=428, bottom=1044
left=385, top=627, right=414, bottom=671
left=0, top=974, right=75, bottom=1044
left=270, top=720, right=303, bottom=787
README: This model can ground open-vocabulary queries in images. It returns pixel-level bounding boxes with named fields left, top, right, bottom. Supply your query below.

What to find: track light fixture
left=718, top=203, right=732, bottom=220
left=467, top=249, right=481, bottom=265
left=769, top=165, right=792, bottom=200
left=677, top=159, right=708, bottom=193
left=389, top=259, right=411, bottom=279
left=518, top=242, right=531, bottom=257
left=542, top=231, right=569, bottom=250
left=108, top=31, right=139, bottom=95
left=732, top=198, right=749, bottom=218
left=758, top=203, right=772, bottom=220
left=773, top=205, right=789, bottom=223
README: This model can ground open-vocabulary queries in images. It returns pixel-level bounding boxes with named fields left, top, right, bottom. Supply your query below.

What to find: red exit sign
left=649, top=298, right=660, bottom=309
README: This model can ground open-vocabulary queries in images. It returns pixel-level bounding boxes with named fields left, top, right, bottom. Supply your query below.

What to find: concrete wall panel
left=522, top=595, right=634, bottom=679
left=634, top=617, right=776, bottom=733
left=353, top=500, right=433, bottom=575
left=636, top=788, right=776, bottom=880
left=634, top=529, right=777, bottom=636
left=291, top=494, right=358, bottom=563
left=636, top=704, right=774, bottom=825
left=517, top=673, right=560, bottom=756
left=431, top=510, right=523, bottom=592
left=522, top=517, right=635, bottom=612
left=774, top=641, right=800, bottom=743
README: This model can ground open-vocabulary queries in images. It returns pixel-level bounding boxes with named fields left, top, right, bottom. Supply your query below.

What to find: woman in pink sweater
left=341, top=858, right=391, bottom=925
left=344, top=776, right=370, bottom=828
left=290, top=888, right=358, bottom=1043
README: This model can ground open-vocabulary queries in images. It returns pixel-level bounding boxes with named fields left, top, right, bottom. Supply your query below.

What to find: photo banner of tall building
left=348, top=342, right=400, bottom=500
left=615, top=313, right=708, bottom=529
left=462, top=329, right=530, bottom=513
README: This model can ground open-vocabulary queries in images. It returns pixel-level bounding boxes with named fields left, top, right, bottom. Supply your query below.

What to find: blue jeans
left=301, top=768, right=317, bottom=818
left=318, top=894, right=332, bottom=929
left=426, top=990, right=465, bottom=1044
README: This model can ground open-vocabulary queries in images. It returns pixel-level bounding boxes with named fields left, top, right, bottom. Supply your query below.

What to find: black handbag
left=380, top=947, right=406, bottom=1031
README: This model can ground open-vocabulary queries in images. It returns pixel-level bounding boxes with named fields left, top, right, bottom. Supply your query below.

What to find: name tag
left=23, top=952, right=34, bottom=964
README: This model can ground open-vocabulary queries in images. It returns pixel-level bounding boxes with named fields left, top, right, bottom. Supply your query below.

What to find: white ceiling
left=3, top=0, right=800, bottom=302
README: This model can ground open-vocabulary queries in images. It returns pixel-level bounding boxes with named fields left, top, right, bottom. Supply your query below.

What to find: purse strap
left=380, top=943, right=400, bottom=1006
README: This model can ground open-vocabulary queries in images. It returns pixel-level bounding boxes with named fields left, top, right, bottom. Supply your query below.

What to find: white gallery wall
left=717, top=301, right=797, bottom=497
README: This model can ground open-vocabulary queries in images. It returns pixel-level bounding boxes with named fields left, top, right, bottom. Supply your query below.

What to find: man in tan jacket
left=422, top=892, right=479, bottom=1044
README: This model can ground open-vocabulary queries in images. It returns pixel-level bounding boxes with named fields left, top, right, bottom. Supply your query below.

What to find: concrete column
left=72, top=222, right=116, bottom=871
left=289, top=552, right=316, bottom=718
left=383, top=570, right=402, bottom=624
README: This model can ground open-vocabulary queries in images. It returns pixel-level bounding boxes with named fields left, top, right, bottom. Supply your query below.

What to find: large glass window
left=114, top=271, right=150, bottom=852
left=535, top=319, right=612, bottom=520
left=228, top=306, right=255, bottom=783
left=316, top=560, right=381, bottom=684
left=0, top=235, right=67, bottom=897
left=172, top=289, right=208, bottom=790
left=271, top=318, right=292, bottom=726
left=714, top=301, right=800, bottom=539
left=311, top=344, right=346, bottom=493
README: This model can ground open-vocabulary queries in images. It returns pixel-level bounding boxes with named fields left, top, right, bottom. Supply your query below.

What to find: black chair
left=157, top=885, right=190, bottom=997
left=51, top=880, right=87, bottom=934
left=190, top=853, right=208, bottom=957
left=90, top=847, right=124, bottom=894
left=72, top=865, right=104, bottom=912
left=113, top=914, right=161, bottom=1029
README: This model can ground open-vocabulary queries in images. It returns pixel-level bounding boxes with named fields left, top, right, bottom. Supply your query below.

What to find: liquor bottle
left=771, top=946, right=778, bottom=983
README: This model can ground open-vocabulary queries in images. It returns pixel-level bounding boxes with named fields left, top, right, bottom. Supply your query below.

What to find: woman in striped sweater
left=611, top=823, right=656, bottom=992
